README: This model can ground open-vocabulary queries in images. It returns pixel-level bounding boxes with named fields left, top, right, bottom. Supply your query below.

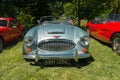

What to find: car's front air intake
left=38, top=39, right=75, bottom=51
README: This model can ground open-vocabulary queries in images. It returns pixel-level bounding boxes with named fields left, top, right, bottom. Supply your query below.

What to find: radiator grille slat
left=38, top=40, right=75, bottom=51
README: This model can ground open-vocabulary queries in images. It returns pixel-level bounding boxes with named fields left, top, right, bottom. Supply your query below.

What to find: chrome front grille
left=38, top=39, right=75, bottom=51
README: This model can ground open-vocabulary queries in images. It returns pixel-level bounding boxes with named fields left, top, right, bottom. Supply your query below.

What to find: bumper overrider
left=23, top=48, right=91, bottom=62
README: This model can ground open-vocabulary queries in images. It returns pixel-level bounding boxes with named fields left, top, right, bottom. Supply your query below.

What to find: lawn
left=0, top=38, right=120, bottom=80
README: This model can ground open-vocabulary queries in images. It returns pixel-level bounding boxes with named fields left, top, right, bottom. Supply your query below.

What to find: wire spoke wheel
left=112, top=34, right=120, bottom=55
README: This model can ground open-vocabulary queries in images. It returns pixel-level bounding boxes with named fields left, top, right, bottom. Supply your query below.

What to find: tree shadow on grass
left=91, top=37, right=120, bottom=56
left=0, top=39, right=23, bottom=54
left=91, top=37, right=111, bottom=48
left=29, top=56, right=94, bottom=69
left=3, top=38, right=23, bottom=50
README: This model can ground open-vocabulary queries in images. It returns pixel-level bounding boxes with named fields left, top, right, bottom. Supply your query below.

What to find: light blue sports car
left=22, top=16, right=91, bottom=66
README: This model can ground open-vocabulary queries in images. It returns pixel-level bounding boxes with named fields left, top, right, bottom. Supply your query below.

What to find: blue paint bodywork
left=23, top=17, right=90, bottom=62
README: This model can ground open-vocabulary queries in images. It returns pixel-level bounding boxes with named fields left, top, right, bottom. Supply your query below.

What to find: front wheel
left=0, top=38, right=3, bottom=52
left=112, top=33, right=120, bottom=55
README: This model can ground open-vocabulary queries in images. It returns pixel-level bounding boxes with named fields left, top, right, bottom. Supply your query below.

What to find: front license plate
left=42, top=59, right=71, bottom=65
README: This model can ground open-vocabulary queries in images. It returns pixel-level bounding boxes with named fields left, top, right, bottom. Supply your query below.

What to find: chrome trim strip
left=23, top=53, right=90, bottom=60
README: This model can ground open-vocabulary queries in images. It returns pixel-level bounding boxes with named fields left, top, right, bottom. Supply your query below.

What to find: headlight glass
left=24, top=36, right=33, bottom=47
left=80, top=36, right=90, bottom=46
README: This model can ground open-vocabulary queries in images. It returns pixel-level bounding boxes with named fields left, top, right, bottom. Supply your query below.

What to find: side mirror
left=12, top=26, right=17, bottom=28
left=37, top=20, right=40, bottom=24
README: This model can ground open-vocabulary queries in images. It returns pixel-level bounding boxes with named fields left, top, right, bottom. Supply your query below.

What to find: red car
left=85, top=14, right=120, bottom=55
left=0, top=17, right=25, bottom=51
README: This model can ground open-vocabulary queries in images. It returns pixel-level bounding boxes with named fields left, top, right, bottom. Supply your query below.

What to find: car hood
left=25, top=23, right=87, bottom=44
left=37, top=23, right=75, bottom=42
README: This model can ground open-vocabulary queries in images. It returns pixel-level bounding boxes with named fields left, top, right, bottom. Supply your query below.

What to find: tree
left=0, top=0, right=120, bottom=27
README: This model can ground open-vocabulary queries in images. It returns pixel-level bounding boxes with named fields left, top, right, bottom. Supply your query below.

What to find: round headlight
left=24, top=36, right=33, bottom=47
left=80, top=36, right=90, bottom=46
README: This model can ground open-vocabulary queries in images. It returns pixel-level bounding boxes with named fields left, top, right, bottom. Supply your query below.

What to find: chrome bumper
left=23, top=50, right=91, bottom=62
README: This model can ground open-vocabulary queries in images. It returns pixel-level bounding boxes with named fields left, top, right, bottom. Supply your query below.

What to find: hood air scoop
left=48, top=32, right=64, bottom=34
left=47, top=27, right=65, bottom=34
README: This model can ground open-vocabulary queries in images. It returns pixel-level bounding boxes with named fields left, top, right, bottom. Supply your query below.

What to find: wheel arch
left=0, top=35, right=5, bottom=44
left=110, top=32, right=120, bottom=41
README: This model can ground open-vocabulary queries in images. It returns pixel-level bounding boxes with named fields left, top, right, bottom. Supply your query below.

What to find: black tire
left=20, top=30, right=25, bottom=38
left=112, top=33, right=120, bottom=55
left=0, top=37, right=3, bottom=52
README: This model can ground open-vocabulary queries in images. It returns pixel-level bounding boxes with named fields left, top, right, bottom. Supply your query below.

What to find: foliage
left=49, top=1, right=64, bottom=16
left=63, top=2, right=77, bottom=19
left=0, top=0, right=120, bottom=27
left=16, top=8, right=35, bottom=29
left=0, top=0, right=35, bottom=29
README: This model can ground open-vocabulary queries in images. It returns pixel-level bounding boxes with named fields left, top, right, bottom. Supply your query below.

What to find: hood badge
left=53, top=36, right=60, bottom=38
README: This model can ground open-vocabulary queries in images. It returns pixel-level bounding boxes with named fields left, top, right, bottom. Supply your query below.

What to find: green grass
left=0, top=38, right=120, bottom=80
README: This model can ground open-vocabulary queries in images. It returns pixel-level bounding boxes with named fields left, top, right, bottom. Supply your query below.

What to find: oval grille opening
left=38, top=40, right=75, bottom=51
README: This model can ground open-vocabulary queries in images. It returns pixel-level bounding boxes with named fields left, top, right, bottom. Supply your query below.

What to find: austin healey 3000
left=22, top=16, right=91, bottom=65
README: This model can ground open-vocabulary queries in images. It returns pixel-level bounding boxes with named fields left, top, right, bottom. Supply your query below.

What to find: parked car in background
left=85, top=14, right=120, bottom=55
left=22, top=16, right=91, bottom=66
left=0, top=17, right=25, bottom=51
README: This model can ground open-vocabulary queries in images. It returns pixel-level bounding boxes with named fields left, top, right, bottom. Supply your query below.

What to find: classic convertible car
left=22, top=16, right=91, bottom=65
left=0, top=17, right=25, bottom=51
left=85, top=14, right=120, bottom=55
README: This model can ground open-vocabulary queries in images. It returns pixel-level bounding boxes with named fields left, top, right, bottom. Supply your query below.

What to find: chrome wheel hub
left=113, top=38, right=120, bottom=53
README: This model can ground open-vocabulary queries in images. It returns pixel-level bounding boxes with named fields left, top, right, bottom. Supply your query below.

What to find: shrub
left=16, top=8, right=35, bottom=30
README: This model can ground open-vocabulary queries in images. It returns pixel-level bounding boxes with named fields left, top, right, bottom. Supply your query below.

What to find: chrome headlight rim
left=80, top=35, right=90, bottom=47
left=24, top=36, right=33, bottom=47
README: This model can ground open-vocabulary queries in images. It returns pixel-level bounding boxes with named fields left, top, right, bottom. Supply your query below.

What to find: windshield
left=92, top=14, right=120, bottom=24
left=39, top=16, right=72, bottom=24
left=108, top=14, right=120, bottom=21
left=0, top=20, right=7, bottom=27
